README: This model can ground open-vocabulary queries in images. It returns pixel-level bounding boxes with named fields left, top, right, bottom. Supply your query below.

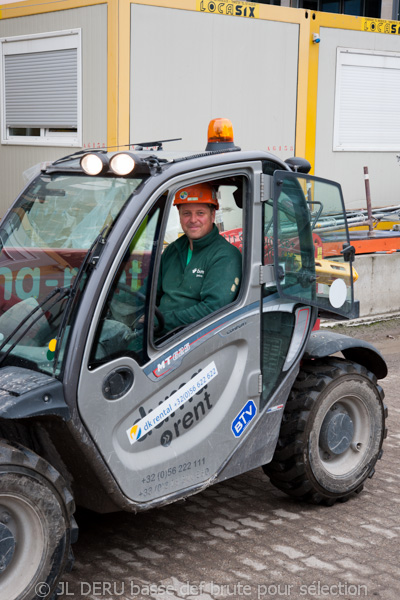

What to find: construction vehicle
left=0, top=119, right=387, bottom=600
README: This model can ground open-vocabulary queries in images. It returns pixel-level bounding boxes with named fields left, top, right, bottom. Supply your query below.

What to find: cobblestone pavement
left=59, top=323, right=400, bottom=600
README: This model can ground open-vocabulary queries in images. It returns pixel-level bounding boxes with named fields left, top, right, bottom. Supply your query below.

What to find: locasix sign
left=231, top=399, right=257, bottom=438
left=197, top=0, right=259, bottom=18
left=363, top=17, right=400, bottom=35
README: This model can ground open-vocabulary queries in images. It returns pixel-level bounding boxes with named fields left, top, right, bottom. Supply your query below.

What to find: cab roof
left=43, top=147, right=310, bottom=178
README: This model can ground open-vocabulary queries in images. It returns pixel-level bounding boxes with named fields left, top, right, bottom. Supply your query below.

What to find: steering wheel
left=115, top=282, right=165, bottom=335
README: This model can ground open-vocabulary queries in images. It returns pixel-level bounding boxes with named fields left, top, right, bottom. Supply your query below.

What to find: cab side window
left=89, top=199, right=165, bottom=368
left=154, top=176, right=246, bottom=343
left=88, top=175, right=247, bottom=368
left=217, top=182, right=244, bottom=252
left=162, top=178, right=244, bottom=249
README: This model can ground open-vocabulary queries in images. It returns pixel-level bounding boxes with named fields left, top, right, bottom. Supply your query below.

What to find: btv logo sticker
left=231, top=400, right=257, bottom=438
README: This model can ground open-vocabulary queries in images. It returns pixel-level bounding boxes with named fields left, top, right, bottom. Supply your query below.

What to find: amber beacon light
left=206, top=118, right=240, bottom=152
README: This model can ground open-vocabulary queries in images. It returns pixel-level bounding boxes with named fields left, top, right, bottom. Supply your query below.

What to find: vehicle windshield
left=0, top=172, right=144, bottom=376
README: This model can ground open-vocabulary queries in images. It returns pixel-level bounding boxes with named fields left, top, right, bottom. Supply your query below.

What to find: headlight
left=80, top=153, right=109, bottom=176
left=110, top=153, right=136, bottom=176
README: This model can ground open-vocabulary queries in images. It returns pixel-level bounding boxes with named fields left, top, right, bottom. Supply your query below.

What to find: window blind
left=5, top=48, right=77, bottom=129
left=334, top=49, right=400, bottom=151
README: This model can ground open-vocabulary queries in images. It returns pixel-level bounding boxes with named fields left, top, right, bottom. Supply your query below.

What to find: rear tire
left=0, top=440, right=77, bottom=600
left=263, top=357, right=387, bottom=504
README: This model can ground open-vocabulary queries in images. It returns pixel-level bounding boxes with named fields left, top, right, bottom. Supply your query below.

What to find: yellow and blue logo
left=128, top=424, right=142, bottom=443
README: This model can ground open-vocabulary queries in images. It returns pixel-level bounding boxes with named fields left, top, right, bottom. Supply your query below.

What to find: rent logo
left=231, top=400, right=257, bottom=438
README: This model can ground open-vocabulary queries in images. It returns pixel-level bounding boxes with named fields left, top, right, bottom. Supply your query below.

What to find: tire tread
left=263, top=356, right=386, bottom=505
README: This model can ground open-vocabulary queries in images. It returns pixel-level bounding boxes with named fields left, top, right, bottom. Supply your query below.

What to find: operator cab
left=0, top=118, right=357, bottom=383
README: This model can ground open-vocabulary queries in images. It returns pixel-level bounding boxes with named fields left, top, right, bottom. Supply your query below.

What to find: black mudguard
left=0, top=366, right=70, bottom=420
left=304, top=330, right=388, bottom=380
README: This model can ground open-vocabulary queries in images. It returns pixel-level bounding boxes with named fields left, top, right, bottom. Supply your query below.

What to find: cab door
left=257, top=169, right=357, bottom=415
left=76, top=164, right=263, bottom=506
left=269, top=170, right=357, bottom=319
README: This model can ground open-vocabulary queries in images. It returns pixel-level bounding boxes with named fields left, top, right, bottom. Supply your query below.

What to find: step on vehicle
left=0, top=119, right=387, bottom=599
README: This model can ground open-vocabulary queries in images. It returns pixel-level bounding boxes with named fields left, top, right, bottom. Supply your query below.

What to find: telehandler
left=0, top=119, right=387, bottom=599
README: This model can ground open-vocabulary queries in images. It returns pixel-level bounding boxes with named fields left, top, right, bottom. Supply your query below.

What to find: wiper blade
left=51, top=148, right=107, bottom=166
left=52, top=229, right=107, bottom=374
left=0, top=226, right=11, bottom=255
left=49, top=138, right=183, bottom=168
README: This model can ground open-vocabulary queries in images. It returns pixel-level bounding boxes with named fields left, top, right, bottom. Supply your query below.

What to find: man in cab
left=157, top=182, right=242, bottom=335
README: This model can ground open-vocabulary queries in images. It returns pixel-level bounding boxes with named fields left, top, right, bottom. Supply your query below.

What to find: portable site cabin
left=0, top=1, right=399, bottom=207
left=1, top=0, right=400, bottom=315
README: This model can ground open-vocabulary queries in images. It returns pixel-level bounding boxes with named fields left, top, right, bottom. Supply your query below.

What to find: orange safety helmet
left=173, top=183, right=219, bottom=210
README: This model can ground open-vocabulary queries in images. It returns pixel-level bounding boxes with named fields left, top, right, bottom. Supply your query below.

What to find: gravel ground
left=326, top=316, right=400, bottom=356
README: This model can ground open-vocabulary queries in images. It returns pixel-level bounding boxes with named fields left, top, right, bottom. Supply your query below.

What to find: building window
left=1, top=30, right=81, bottom=146
left=301, top=0, right=381, bottom=16
left=333, top=48, right=400, bottom=152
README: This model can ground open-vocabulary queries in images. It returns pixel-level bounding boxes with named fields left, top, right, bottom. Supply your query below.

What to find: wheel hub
left=320, top=407, right=354, bottom=455
left=0, top=521, right=16, bottom=573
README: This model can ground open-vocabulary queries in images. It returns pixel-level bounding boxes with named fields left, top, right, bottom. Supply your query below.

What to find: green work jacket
left=157, top=225, right=242, bottom=333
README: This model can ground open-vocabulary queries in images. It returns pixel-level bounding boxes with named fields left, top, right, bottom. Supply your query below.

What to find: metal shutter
left=5, top=48, right=77, bottom=129
left=334, top=48, right=400, bottom=151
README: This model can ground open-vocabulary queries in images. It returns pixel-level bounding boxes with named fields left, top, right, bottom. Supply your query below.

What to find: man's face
left=178, top=203, right=215, bottom=242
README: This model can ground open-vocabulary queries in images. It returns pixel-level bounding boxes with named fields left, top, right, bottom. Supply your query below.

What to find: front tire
left=263, top=357, right=387, bottom=504
left=0, top=440, right=77, bottom=600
